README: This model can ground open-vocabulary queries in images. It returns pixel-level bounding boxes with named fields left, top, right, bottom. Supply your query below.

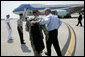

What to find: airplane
left=13, top=4, right=84, bottom=18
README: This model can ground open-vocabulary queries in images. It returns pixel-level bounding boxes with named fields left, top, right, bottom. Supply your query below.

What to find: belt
left=49, top=29, right=57, bottom=32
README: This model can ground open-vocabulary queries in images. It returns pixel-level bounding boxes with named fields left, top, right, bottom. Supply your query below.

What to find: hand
left=31, top=21, right=36, bottom=24
left=31, top=21, right=39, bottom=24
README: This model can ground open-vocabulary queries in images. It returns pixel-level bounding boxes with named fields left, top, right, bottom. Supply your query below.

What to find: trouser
left=30, top=34, right=42, bottom=56
left=17, top=26, right=24, bottom=44
left=31, top=41, right=42, bottom=56
left=40, top=25, right=48, bottom=39
left=47, top=29, right=62, bottom=56
left=40, top=25, right=48, bottom=52
left=77, top=20, right=82, bottom=26
left=8, top=29, right=12, bottom=39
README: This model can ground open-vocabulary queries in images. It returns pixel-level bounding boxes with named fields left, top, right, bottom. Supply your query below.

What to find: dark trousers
left=30, top=23, right=44, bottom=52
left=17, top=26, right=24, bottom=44
left=77, top=20, right=82, bottom=26
left=47, top=29, right=62, bottom=56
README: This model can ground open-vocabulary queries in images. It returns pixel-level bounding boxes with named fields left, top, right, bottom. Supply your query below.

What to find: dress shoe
left=21, top=42, right=26, bottom=44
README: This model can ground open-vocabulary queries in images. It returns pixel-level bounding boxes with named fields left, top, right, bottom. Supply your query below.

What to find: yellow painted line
left=64, top=23, right=76, bottom=56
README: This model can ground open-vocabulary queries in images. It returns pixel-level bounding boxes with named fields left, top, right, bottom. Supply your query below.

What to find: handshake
left=31, top=21, right=39, bottom=24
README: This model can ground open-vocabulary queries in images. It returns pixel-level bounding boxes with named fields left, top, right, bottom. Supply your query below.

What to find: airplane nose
left=13, top=5, right=24, bottom=12
left=13, top=4, right=31, bottom=13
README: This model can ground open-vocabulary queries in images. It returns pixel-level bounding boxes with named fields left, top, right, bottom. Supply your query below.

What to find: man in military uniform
left=25, top=10, right=47, bottom=56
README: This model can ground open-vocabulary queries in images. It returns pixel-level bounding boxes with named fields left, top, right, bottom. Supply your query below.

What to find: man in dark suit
left=76, top=13, right=83, bottom=26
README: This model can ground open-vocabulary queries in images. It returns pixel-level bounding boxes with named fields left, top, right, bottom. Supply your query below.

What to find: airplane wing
left=65, top=4, right=84, bottom=14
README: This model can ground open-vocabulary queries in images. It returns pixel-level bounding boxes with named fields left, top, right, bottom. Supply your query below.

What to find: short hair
left=19, top=14, right=23, bottom=16
left=32, top=9, right=39, bottom=14
left=6, top=15, right=10, bottom=17
left=44, top=8, right=51, bottom=13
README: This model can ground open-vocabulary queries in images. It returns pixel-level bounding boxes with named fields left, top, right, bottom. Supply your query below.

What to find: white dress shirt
left=5, top=18, right=12, bottom=39
left=5, top=18, right=11, bottom=30
left=39, top=13, right=62, bottom=31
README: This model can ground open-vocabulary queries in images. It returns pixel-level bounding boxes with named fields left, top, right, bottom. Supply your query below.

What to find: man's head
left=44, top=8, right=51, bottom=16
left=6, top=15, right=10, bottom=18
left=19, top=14, right=23, bottom=19
left=32, top=10, right=40, bottom=16
left=79, top=12, right=82, bottom=15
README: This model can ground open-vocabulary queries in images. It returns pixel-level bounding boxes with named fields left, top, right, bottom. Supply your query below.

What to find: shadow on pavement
left=7, top=39, right=14, bottom=43
left=21, top=44, right=31, bottom=53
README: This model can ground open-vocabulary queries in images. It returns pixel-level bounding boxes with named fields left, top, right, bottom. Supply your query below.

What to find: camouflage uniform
left=25, top=16, right=47, bottom=56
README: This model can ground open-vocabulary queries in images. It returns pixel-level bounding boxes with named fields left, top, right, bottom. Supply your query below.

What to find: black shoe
left=21, top=42, right=26, bottom=44
left=45, top=52, right=49, bottom=56
left=9, top=39, right=13, bottom=40
left=76, top=25, right=78, bottom=26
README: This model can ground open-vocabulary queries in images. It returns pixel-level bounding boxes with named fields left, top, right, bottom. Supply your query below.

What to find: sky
left=1, top=1, right=84, bottom=19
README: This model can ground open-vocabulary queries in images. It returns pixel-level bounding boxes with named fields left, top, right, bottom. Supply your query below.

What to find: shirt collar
left=47, top=13, right=52, bottom=17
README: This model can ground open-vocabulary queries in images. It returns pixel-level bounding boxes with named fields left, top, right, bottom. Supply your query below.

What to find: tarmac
left=1, top=14, right=84, bottom=56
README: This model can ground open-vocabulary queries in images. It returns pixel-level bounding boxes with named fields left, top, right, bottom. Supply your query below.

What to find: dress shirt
left=39, top=13, right=62, bottom=31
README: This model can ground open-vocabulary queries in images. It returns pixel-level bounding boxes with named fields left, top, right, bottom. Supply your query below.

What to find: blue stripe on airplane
left=13, top=4, right=70, bottom=12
